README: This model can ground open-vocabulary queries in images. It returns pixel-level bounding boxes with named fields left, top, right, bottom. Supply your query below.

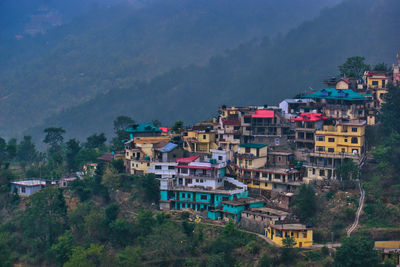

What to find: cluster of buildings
left=12, top=61, right=399, bottom=248
left=121, top=61, right=399, bottom=247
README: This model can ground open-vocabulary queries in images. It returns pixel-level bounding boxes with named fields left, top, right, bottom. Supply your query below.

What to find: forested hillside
left=0, top=0, right=339, bottom=139
left=26, top=0, right=400, bottom=141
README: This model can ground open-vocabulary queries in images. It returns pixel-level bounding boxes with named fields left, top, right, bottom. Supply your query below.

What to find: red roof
left=176, top=165, right=212, bottom=170
left=176, top=155, right=200, bottom=163
left=251, top=110, right=274, bottom=119
left=289, top=113, right=327, bottom=122
left=159, top=127, right=169, bottom=133
left=97, top=153, right=114, bottom=162
left=222, top=119, right=241, bottom=126
left=339, top=78, right=350, bottom=84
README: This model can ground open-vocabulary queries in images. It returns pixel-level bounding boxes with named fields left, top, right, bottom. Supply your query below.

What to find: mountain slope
left=0, top=0, right=339, bottom=138
left=26, top=0, right=400, bottom=142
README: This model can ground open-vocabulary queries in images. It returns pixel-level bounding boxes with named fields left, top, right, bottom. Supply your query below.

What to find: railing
left=176, top=173, right=221, bottom=180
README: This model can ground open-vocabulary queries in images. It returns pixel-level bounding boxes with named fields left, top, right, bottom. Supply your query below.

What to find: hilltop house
left=266, top=222, right=313, bottom=247
left=289, top=113, right=327, bottom=150
left=11, top=180, right=51, bottom=196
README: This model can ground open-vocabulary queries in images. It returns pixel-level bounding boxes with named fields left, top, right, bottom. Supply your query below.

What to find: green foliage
left=64, top=244, right=116, bottom=267
left=258, top=255, right=272, bottom=267
left=20, top=187, right=67, bottom=256
left=118, top=246, right=142, bottom=267
left=43, top=127, right=65, bottom=154
left=85, top=133, right=107, bottom=150
left=334, top=235, right=379, bottom=267
left=17, top=135, right=38, bottom=169
left=171, top=121, right=184, bottom=134
left=114, top=116, right=135, bottom=133
left=373, top=62, right=390, bottom=72
left=335, top=159, right=360, bottom=181
left=282, top=236, right=297, bottom=248
left=50, top=231, right=75, bottom=265
left=139, top=174, right=159, bottom=203
left=182, top=221, right=195, bottom=237
left=293, top=184, right=317, bottom=223
left=136, top=210, right=155, bottom=237
left=66, top=138, right=81, bottom=172
left=338, top=56, right=370, bottom=79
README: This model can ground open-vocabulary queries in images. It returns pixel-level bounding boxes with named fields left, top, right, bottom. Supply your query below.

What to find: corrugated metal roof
left=303, top=88, right=368, bottom=101
left=160, top=143, right=177, bottom=152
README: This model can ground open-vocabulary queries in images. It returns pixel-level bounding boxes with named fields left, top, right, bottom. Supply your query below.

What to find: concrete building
left=266, top=223, right=313, bottom=247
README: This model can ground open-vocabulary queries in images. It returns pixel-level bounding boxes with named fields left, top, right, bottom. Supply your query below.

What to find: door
left=299, top=242, right=302, bottom=248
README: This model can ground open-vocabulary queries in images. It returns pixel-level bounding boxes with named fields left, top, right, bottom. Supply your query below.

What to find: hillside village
left=4, top=58, right=400, bottom=266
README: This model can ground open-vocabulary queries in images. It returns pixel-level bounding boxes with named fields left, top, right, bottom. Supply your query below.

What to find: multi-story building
left=279, top=99, right=316, bottom=119
left=159, top=150, right=250, bottom=213
left=242, top=109, right=293, bottom=147
left=235, top=143, right=301, bottom=193
left=147, top=142, right=186, bottom=179
left=303, top=120, right=366, bottom=182
left=124, top=136, right=170, bottom=175
left=182, top=129, right=219, bottom=154
left=289, top=113, right=327, bottom=150
left=363, top=71, right=390, bottom=108
left=303, top=88, right=369, bottom=121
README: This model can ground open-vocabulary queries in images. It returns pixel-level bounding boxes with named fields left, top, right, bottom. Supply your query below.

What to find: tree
left=152, top=120, right=162, bottom=127
left=282, top=236, right=297, bottom=248
left=85, top=133, right=107, bottom=150
left=293, top=184, right=316, bottom=223
left=17, top=135, right=38, bottom=169
left=50, top=231, right=75, bottom=265
left=373, top=62, right=390, bottom=72
left=140, top=174, right=159, bottom=202
left=334, top=235, right=379, bottom=267
left=338, top=56, right=370, bottom=79
left=113, top=116, right=135, bottom=133
left=171, top=121, right=184, bottom=133
left=21, top=187, right=67, bottom=252
left=335, top=159, right=360, bottom=181
left=112, top=116, right=135, bottom=151
left=64, top=244, right=116, bottom=267
left=43, top=127, right=66, bottom=153
left=379, top=84, right=400, bottom=134
left=66, top=139, right=81, bottom=172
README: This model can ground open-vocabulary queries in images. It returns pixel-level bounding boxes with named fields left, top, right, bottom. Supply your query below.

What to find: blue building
left=11, top=180, right=48, bottom=196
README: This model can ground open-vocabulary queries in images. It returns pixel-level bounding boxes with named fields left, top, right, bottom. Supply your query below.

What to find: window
left=342, top=148, right=345, bottom=153
left=351, top=137, right=358, bottom=144
left=344, top=138, right=348, bottom=142
left=245, top=147, right=250, bottom=153
left=316, top=136, right=325, bottom=142
left=196, top=179, right=199, bottom=182
left=316, top=146, right=325, bottom=152
left=372, top=81, right=379, bottom=86
left=168, top=166, right=175, bottom=170
left=155, top=165, right=161, bottom=169
left=218, top=156, right=223, bottom=161
left=275, top=174, right=281, bottom=179
left=264, top=182, right=268, bottom=187
left=155, top=174, right=161, bottom=178
left=328, top=138, right=335, bottom=142
left=275, top=138, right=280, bottom=145
left=262, top=173, right=268, bottom=178
left=320, top=170, right=325, bottom=176
left=200, top=179, right=204, bottom=183
left=200, top=195, right=207, bottom=200
left=328, top=148, right=334, bottom=152
left=203, top=135, right=207, bottom=139
left=312, top=168, right=315, bottom=175
left=182, top=193, right=185, bottom=198
left=278, top=156, right=282, bottom=161
left=147, top=163, right=150, bottom=167
left=21, top=187, right=26, bottom=193
left=352, top=127, right=358, bottom=132
left=249, top=160, right=252, bottom=166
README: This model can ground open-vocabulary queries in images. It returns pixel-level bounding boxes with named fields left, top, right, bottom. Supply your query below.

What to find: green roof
left=240, top=143, right=267, bottom=149
left=303, top=88, right=368, bottom=101
left=125, top=123, right=162, bottom=133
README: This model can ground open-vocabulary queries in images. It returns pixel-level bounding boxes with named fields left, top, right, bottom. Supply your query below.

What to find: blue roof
left=303, top=88, right=368, bottom=101
left=160, top=143, right=178, bottom=153
left=125, top=123, right=162, bottom=133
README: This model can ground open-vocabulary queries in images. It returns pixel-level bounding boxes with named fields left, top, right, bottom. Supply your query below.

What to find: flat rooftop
left=11, top=180, right=46, bottom=186
left=270, top=223, right=310, bottom=231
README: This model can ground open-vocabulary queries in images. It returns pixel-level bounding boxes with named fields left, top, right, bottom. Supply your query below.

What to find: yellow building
left=235, top=144, right=301, bottom=192
left=125, top=136, right=170, bottom=175
left=265, top=223, right=313, bottom=247
left=375, top=241, right=400, bottom=265
left=183, top=130, right=218, bottom=153
left=314, top=120, right=366, bottom=156
left=364, top=71, right=389, bottom=108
